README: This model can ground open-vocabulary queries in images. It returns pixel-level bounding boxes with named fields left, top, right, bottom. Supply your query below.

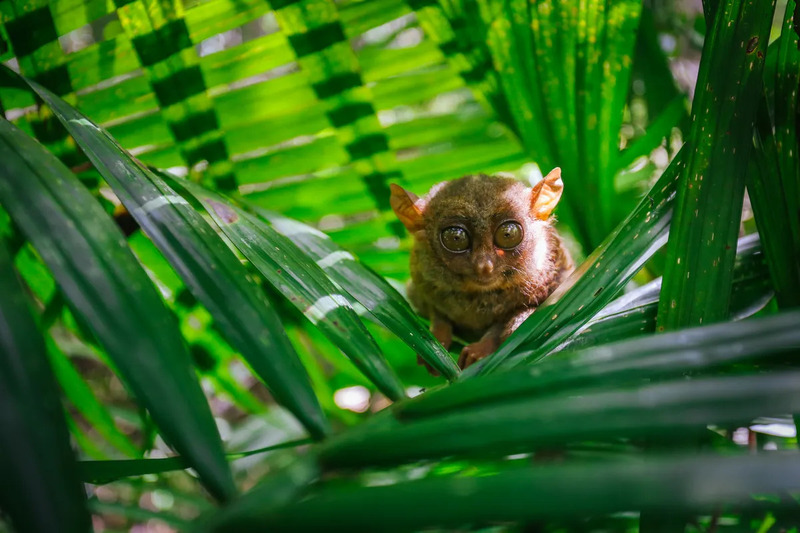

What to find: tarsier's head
left=390, top=168, right=564, bottom=293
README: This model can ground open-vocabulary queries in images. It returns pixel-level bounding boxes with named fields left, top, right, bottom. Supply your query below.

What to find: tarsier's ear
left=390, top=183, right=425, bottom=232
left=530, top=167, right=564, bottom=220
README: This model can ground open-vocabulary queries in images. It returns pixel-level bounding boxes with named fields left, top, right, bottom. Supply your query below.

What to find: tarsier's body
left=390, top=169, right=574, bottom=369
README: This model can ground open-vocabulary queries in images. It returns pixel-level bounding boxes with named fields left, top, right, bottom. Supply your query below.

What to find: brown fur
left=391, top=170, right=574, bottom=370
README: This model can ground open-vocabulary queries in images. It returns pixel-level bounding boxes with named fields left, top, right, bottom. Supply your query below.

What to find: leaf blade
left=398, top=308, right=799, bottom=422
left=176, top=178, right=407, bottom=401
left=0, top=116, right=235, bottom=501
left=256, top=208, right=460, bottom=380
left=0, top=240, right=92, bottom=533
left=747, top=1, right=800, bottom=309
left=657, top=0, right=776, bottom=330
left=323, top=343, right=800, bottom=467
left=79, top=438, right=312, bottom=485
left=8, top=72, right=331, bottom=441
left=554, top=233, right=772, bottom=352
left=203, top=453, right=800, bottom=532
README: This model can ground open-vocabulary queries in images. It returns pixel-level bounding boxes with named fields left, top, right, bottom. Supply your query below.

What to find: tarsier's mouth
left=463, top=276, right=510, bottom=292
left=460, top=267, right=518, bottom=291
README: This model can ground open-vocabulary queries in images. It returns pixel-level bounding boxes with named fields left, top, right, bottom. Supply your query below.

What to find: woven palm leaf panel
left=0, top=0, right=525, bottom=278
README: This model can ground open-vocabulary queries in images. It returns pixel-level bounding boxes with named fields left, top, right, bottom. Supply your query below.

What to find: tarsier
left=390, top=168, right=574, bottom=370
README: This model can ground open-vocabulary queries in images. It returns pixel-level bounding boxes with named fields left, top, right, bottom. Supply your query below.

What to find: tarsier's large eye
left=440, top=226, right=471, bottom=252
left=494, top=221, right=523, bottom=249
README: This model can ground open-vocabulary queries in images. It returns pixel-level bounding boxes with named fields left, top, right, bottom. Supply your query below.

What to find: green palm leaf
left=7, top=73, right=331, bottom=441
left=323, top=311, right=800, bottom=467
left=256, top=208, right=460, bottom=379
left=200, top=453, right=800, bottom=532
left=0, top=240, right=91, bottom=533
left=399, top=309, right=800, bottom=420
left=175, top=177, right=407, bottom=400
left=0, top=116, right=234, bottom=501
left=747, top=0, right=800, bottom=309
left=551, top=233, right=772, bottom=351
left=657, top=0, right=776, bottom=330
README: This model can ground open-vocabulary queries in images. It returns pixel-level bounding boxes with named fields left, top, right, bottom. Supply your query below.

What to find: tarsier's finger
left=431, top=320, right=452, bottom=350
left=458, top=348, right=471, bottom=369
left=464, top=354, right=478, bottom=369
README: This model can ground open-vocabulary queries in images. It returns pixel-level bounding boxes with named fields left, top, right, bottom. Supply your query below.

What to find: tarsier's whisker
left=391, top=169, right=574, bottom=371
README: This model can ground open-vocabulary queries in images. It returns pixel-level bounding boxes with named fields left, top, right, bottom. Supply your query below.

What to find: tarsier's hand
left=458, top=308, right=538, bottom=369
left=417, top=313, right=452, bottom=376
left=458, top=335, right=500, bottom=369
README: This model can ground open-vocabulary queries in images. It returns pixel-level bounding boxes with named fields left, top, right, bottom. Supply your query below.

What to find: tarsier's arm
left=408, top=281, right=453, bottom=374
left=458, top=307, right=535, bottom=369
left=430, top=312, right=453, bottom=350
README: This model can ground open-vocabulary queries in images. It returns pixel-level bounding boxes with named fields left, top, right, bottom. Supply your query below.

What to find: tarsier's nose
left=476, top=257, right=494, bottom=277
